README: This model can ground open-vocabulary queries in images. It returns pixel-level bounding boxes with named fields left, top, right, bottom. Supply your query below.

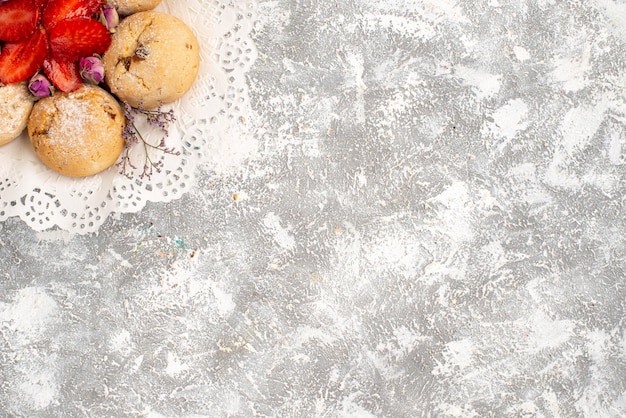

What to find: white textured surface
left=2, top=0, right=626, bottom=416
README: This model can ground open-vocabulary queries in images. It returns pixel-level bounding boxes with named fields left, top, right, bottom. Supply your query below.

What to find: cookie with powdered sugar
left=0, top=82, right=34, bottom=146
left=28, top=85, right=125, bottom=177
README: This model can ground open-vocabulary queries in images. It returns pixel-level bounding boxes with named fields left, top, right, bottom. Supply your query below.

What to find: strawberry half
left=48, top=17, right=111, bottom=62
left=36, top=0, right=50, bottom=10
left=42, top=0, right=104, bottom=30
left=0, top=0, right=40, bottom=42
left=43, top=56, right=82, bottom=92
left=0, top=28, right=48, bottom=84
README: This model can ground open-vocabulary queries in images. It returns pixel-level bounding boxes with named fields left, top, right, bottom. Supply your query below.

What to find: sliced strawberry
left=36, top=0, right=49, bottom=10
left=0, top=0, right=40, bottom=42
left=0, top=28, right=48, bottom=84
left=43, top=56, right=82, bottom=92
left=42, top=0, right=103, bottom=30
left=48, top=17, right=111, bottom=61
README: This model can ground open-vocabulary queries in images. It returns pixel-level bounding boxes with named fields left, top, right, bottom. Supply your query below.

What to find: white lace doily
left=0, top=0, right=257, bottom=234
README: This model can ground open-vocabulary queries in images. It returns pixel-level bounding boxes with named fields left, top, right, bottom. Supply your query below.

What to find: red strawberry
left=48, top=17, right=111, bottom=61
left=43, top=56, right=82, bottom=92
left=0, top=28, right=48, bottom=84
left=42, top=0, right=104, bottom=30
left=36, top=0, right=49, bottom=10
left=0, top=0, right=40, bottom=42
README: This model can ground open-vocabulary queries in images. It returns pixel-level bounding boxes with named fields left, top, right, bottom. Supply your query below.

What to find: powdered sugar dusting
left=0, top=287, right=59, bottom=342
left=0, top=288, right=60, bottom=413
left=47, top=95, right=90, bottom=149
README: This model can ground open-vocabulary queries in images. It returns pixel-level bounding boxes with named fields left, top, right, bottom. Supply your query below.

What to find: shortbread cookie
left=28, top=84, right=125, bottom=177
left=108, top=0, right=162, bottom=16
left=103, top=11, right=200, bottom=109
left=0, top=82, right=34, bottom=146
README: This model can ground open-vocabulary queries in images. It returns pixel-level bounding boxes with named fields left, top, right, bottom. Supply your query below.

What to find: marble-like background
left=2, top=0, right=626, bottom=416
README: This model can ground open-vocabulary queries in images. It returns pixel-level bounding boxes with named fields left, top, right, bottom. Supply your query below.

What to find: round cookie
left=107, top=0, right=162, bottom=15
left=0, top=82, right=34, bottom=146
left=103, top=11, right=200, bottom=109
left=28, top=84, right=125, bottom=177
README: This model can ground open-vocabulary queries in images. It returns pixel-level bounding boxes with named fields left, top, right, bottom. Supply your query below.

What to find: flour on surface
left=263, top=212, right=296, bottom=250
left=0, top=287, right=59, bottom=344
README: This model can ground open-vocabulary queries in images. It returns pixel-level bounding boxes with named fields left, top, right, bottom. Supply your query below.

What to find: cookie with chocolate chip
left=103, top=11, right=200, bottom=109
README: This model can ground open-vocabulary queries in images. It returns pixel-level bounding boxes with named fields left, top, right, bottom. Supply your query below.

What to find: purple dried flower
left=139, top=104, right=176, bottom=133
left=28, top=73, right=54, bottom=98
left=79, top=56, right=105, bottom=84
left=118, top=102, right=180, bottom=179
left=99, top=6, right=119, bottom=32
